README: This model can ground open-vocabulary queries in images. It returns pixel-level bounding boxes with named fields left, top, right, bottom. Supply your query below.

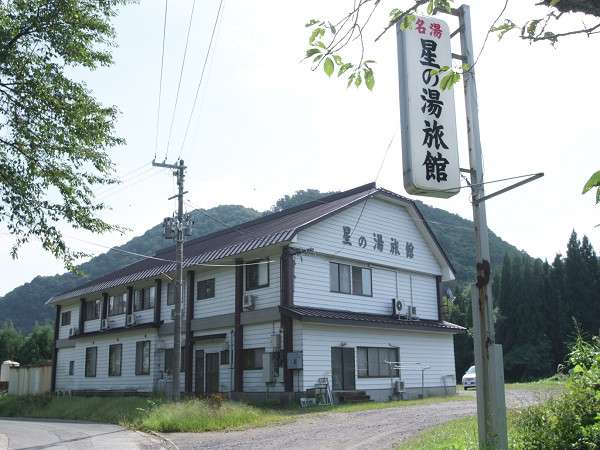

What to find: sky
left=1, top=0, right=599, bottom=296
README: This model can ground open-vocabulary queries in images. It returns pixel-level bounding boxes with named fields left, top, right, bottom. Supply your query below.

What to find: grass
left=505, top=374, right=567, bottom=392
left=397, top=415, right=480, bottom=450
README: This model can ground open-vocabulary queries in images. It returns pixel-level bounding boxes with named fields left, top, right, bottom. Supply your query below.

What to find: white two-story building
left=47, top=183, right=464, bottom=402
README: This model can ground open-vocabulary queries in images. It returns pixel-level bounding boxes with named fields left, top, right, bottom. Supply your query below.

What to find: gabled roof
left=47, top=183, right=455, bottom=304
left=280, top=305, right=466, bottom=333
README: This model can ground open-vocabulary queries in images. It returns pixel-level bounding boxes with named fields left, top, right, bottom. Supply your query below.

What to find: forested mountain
left=0, top=189, right=522, bottom=332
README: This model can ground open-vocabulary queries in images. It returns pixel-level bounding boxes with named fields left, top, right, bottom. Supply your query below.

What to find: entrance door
left=331, top=347, right=356, bottom=391
left=205, top=352, right=220, bottom=394
left=194, top=350, right=205, bottom=395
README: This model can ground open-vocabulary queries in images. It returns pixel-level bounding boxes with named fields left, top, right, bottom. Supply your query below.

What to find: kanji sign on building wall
left=396, top=16, right=460, bottom=198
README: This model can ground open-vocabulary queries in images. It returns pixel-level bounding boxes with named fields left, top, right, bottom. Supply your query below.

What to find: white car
left=462, top=365, right=476, bottom=390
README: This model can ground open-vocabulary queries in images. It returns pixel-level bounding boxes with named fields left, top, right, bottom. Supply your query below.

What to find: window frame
left=84, top=299, right=101, bottom=321
left=108, top=343, right=122, bottom=377
left=329, top=262, right=372, bottom=297
left=220, top=349, right=230, bottom=365
left=166, top=282, right=175, bottom=306
left=135, top=340, right=151, bottom=375
left=245, top=259, right=270, bottom=291
left=242, top=348, right=265, bottom=370
left=68, top=360, right=74, bottom=376
left=196, top=278, right=216, bottom=300
left=61, top=311, right=71, bottom=326
left=357, top=346, right=399, bottom=378
left=85, top=346, right=97, bottom=378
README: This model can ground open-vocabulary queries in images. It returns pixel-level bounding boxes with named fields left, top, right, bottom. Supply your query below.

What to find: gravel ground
left=166, top=390, right=555, bottom=450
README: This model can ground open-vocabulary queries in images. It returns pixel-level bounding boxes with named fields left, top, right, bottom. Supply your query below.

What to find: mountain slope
left=0, top=190, right=524, bottom=331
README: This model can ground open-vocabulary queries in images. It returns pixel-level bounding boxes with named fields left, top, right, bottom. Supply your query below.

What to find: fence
left=7, top=362, right=52, bottom=396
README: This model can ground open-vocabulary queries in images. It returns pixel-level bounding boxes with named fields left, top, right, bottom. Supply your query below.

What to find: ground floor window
left=356, top=347, right=399, bottom=378
left=135, top=340, right=151, bottom=375
left=164, top=347, right=185, bottom=375
left=68, top=360, right=74, bottom=376
left=85, top=347, right=97, bottom=377
left=220, top=349, right=229, bottom=365
left=243, top=348, right=264, bottom=370
left=108, top=344, right=122, bottom=376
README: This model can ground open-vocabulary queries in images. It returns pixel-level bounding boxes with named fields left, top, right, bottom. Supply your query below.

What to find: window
left=85, top=299, right=101, bottom=321
left=108, top=293, right=127, bottom=316
left=246, top=260, right=269, bottom=290
left=220, top=349, right=229, bottom=365
left=61, top=311, right=71, bottom=326
left=85, top=347, right=97, bottom=377
left=135, top=341, right=151, bottom=375
left=243, top=348, right=265, bottom=370
left=166, top=282, right=175, bottom=306
left=108, top=344, right=122, bottom=376
left=330, top=262, right=372, bottom=296
left=351, top=266, right=372, bottom=296
left=164, top=347, right=185, bottom=375
left=197, top=278, right=216, bottom=300
left=356, top=347, right=399, bottom=378
left=68, top=361, right=74, bottom=376
left=133, top=287, right=155, bottom=311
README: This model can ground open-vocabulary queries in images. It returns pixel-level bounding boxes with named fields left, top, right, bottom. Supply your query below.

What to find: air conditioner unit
left=126, top=314, right=136, bottom=326
left=394, top=380, right=405, bottom=393
left=68, top=327, right=79, bottom=337
left=243, top=294, right=256, bottom=310
left=100, top=319, right=109, bottom=330
left=392, top=298, right=404, bottom=318
left=407, top=306, right=418, bottom=319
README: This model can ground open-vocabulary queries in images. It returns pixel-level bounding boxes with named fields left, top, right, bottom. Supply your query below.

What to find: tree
left=17, top=324, right=53, bottom=365
left=0, top=1, right=129, bottom=270
left=0, top=321, right=24, bottom=362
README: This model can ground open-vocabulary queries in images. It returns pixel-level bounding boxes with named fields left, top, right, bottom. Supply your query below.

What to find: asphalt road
left=0, top=418, right=167, bottom=450
left=166, top=390, right=551, bottom=450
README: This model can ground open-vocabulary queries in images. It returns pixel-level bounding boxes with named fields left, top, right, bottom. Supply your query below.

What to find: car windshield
left=466, top=366, right=475, bottom=374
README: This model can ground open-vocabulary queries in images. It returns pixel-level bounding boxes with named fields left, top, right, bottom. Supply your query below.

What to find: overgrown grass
left=398, top=415, right=480, bottom=450
left=505, top=374, right=567, bottom=392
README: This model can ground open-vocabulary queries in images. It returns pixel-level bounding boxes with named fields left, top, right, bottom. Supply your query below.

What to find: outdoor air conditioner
left=407, top=306, right=418, bottom=319
left=243, top=294, right=256, bottom=310
left=392, top=298, right=404, bottom=318
left=126, top=314, right=136, bottom=326
left=394, top=380, right=405, bottom=393
left=100, top=319, right=109, bottom=330
left=68, top=327, right=79, bottom=337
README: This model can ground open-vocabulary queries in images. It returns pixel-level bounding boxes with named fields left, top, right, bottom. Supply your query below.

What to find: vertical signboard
left=396, top=16, right=460, bottom=198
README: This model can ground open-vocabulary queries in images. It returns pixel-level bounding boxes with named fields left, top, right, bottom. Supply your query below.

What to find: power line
left=185, top=199, right=250, bottom=239
left=164, top=0, right=197, bottom=161
left=178, top=0, right=225, bottom=158
left=154, top=0, right=169, bottom=160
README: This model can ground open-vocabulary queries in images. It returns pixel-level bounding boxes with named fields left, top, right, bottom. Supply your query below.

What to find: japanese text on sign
left=342, top=226, right=415, bottom=259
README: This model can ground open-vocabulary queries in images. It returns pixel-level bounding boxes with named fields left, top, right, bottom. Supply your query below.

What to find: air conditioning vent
left=68, top=327, right=79, bottom=337
left=100, top=319, right=109, bottom=330
left=407, top=306, right=418, bottom=320
left=243, top=294, right=256, bottom=311
left=126, top=314, right=135, bottom=326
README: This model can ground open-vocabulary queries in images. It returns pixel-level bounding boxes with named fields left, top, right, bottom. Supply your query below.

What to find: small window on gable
left=197, top=278, right=216, bottom=300
left=246, top=260, right=269, bottom=291
left=61, top=311, right=71, bottom=326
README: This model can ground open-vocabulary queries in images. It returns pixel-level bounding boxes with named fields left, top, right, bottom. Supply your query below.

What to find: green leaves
left=491, top=20, right=517, bottom=41
left=440, top=70, right=461, bottom=90
left=364, top=67, right=374, bottom=90
left=583, top=170, right=600, bottom=204
left=323, top=57, right=334, bottom=77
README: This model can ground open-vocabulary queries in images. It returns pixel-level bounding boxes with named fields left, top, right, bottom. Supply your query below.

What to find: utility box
left=287, top=351, right=303, bottom=369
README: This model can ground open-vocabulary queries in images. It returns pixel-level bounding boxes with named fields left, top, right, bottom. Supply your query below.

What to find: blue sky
left=1, top=0, right=599, bottom=295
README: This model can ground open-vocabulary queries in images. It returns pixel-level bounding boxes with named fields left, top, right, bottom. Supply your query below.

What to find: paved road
left=167, top=390, right=553, bottom=450
left=0, top=418, right=168, bottom=450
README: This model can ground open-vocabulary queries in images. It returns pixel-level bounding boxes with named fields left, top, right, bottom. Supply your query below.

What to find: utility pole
left=457, top=5, right=508, bottom=448
left=153, top=158, right=188, bottom=401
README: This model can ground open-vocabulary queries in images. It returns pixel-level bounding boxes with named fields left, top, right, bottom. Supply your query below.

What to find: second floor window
left=166, top=282, right=176, bottom=306
left=61, top=311, right=71, bottom=326
left=108, top=293, right=127, bottom=316
left=197, top=278, right=215, bottom=300
left=246, top=260, right=269, bottom=290
left=133, top=286, right=156, bottom=311
left=330, top=262, right=372, bottom=296
left=85, top=299, right=101, bottom=321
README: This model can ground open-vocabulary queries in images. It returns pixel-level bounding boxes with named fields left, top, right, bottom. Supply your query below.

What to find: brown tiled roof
left=48, top=182, right=454, bottom=304
left=280, top=305, right=466, bottom=333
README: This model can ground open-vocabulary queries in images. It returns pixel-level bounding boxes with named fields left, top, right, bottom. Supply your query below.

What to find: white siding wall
left=55, top=329, right=159, bottom=392
left=58, top=302, right=79, bottom=339
left=294, top=255, right=439, bottom=320
left=84, top=319, right=101, bottom=333
left=160, top=280, right=188, bottom=324
left=295, top=198, right=442, bottom=276
left=243, top=321, right=284, bottom=393
left=292, top=321, right=303, bottom=392
left=193, top=267, right=235, bottom=318
left=299, top=324, right=455, bottom=391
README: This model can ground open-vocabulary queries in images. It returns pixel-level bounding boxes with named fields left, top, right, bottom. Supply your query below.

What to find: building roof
left=47, top=182, right=455, bottom=304
left=280, top=305, right=466, bottom=333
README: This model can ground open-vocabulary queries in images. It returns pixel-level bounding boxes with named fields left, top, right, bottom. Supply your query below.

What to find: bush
left=512, top=335, right=600, bottom=450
